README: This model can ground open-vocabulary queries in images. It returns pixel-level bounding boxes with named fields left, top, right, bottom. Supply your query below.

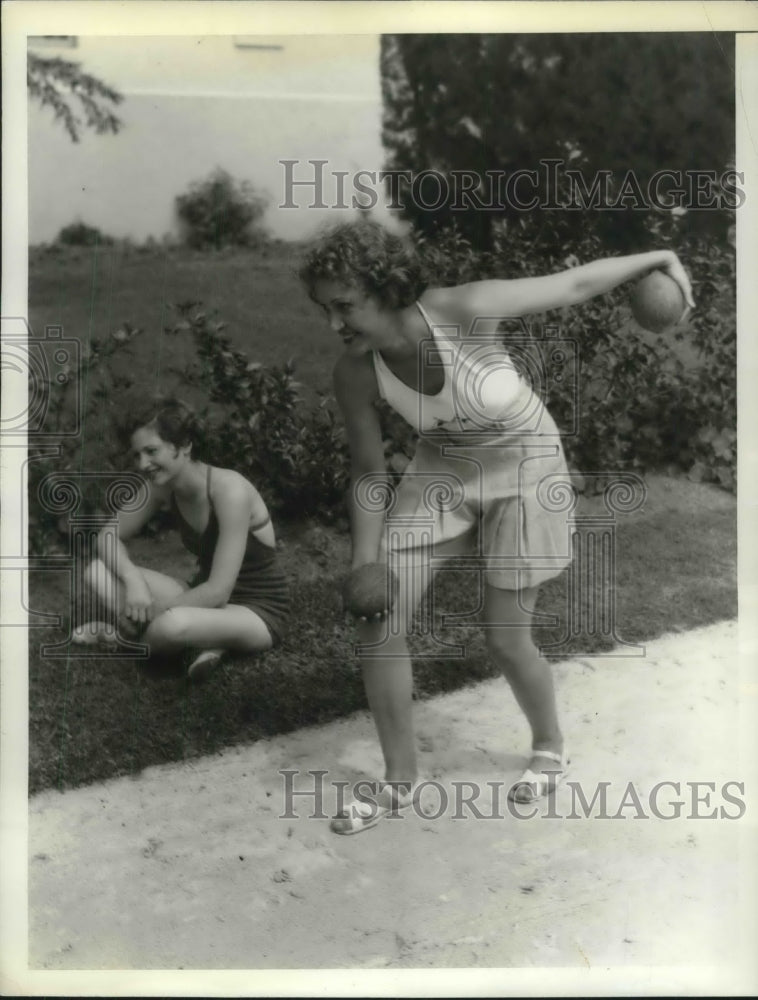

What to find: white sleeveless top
left=372, top=303, right=573, bottom=563
left=372, top=301, right=547, bottom=439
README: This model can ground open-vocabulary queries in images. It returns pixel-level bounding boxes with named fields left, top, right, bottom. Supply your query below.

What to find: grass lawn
left=28, top=475, right=736, bottom=795
left=29, top=242, right=341, bottom=408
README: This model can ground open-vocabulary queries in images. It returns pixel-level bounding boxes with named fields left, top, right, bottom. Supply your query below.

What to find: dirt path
left=23, top=619, right=756, bottom=990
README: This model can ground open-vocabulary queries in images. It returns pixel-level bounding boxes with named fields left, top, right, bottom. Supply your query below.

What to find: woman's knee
left=356, top=625, right=408, bottom=662
left=84, top=558, right=108, bottom=591
left=485, top=627, right=537, bottom=671
left=146, top=607, right=194, bottom=648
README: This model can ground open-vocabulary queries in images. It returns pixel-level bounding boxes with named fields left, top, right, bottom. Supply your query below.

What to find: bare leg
left=482, top=583, right=564, bottom=774
left=330, top=555, right=433, bottom=833
left=84, top=558, right=187, bottom=613
left=329, top=624, right=418, bottom=835
left=145, top=604, right=273, bottom=655
left=351, top=535, right=474, bottom=784
left=77, top=560, right=273, bottom=658
left=330, top=524, right=496, bottom=833
left=351, top=545, right=439, bottom=784
left=355, top=626, right=417, bottom=784
left=74, top=559, right=187, bottom=644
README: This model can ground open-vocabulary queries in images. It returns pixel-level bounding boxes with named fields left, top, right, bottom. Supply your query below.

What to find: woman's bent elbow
left=213, top=587, right=233, bottom=608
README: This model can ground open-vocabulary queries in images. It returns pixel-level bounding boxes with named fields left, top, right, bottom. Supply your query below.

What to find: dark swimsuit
left=170, top=467, right=290, bottom=645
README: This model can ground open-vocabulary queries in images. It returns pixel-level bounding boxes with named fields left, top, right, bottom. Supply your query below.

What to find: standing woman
left=74, top=397, right=289, bottom=679
left=300, top=220, right=694, bottom=834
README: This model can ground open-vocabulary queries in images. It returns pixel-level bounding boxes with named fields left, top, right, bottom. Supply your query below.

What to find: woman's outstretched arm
left=439, top=249, right=694, bottom=321
left=334, top=352, right=388, bottom=570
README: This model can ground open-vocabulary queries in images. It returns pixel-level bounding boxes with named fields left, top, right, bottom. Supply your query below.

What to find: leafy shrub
left=56, top=222, right=114, bottom=246
left=164, top=303, right=349, bottom=520
left=679, top=239, right=736, bottom=489
left=413, top=222, right=736, bottom=492
left=27, top=323, right=145, bottom=555
left=175, top=169, right=268, bottom=250
left=549, top=232, right=735, bottom=490
left=27, top=302, right=350, bottom=556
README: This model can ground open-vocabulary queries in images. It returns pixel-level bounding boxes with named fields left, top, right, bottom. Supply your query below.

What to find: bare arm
left=334, top=352, right=388, bottom=570
left=439, top=249, right=695, bottom=321
left=164, top=471, right=256, bottom=610
left=96, top=483, right=165, bottom=623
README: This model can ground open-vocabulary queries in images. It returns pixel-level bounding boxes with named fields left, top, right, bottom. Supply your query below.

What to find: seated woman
left=73, top=397, right=289, bottom=679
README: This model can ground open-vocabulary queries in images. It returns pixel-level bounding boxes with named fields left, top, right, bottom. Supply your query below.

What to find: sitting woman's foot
left=186, top=648, right=225, bottom=682
left=72, top=621, right=118, bottom=646
left=508, top=745, right=569, bottom=804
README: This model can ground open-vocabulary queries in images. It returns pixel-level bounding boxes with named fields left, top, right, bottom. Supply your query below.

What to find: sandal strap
left=377, top=780, right=417, bottom=806
left=531, top=749, right=564, bottom=764
left=509, top=761, right=569, bottom=804
left=334, top=780, right=418, bottom=828
left=346, top=800, right=375, bottom=819
left=516, top=768, right=554, bottom=786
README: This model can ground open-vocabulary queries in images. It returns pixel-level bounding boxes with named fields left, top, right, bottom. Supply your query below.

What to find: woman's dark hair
left=119, top=396, right=205, bottom=456
left=299, top=219, right=428, bottom=309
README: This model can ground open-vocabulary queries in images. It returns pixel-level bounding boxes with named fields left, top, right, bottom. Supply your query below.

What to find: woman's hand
left=343, top=561, right=398, bottom=623
left=149, top=598, right=173, bottom=620
left=123, top=576, right=155, bottom=624
left=659, top=251, right=696, bottom=316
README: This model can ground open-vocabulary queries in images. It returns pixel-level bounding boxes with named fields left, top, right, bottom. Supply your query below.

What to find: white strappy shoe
left=71, top=621, right=118, bottom=646
left=508, top=748, right=570, bottom=804
left=330, top=780, right=421, bottom=836
left=186, top=648, right=226, bottom=682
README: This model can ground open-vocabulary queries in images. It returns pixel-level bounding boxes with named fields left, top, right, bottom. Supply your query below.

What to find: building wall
left=28, top=34, right=389, bottom=244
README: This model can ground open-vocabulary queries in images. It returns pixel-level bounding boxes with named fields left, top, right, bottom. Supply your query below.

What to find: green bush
left=551, top=233, right=735, bottom=490
left=680, top=239, right=736, bottom=489
left=175, top=169, right=268, bottom=250
left=413, top=222, right=736, bottom=493
left=164, top=303, right=349, bottom=521
left=26, top=302, right=350, bottom=556
left=56, top=221, right=114, bottom=246
left=27, top=323, right=146, bottom=555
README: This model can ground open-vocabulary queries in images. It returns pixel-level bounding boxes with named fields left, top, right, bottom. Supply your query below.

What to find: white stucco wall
left=28, top=34, right=389, bottom=243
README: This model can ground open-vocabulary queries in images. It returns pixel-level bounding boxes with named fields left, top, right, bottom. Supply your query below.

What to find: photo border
left=3, top=2, right=757, bottom=996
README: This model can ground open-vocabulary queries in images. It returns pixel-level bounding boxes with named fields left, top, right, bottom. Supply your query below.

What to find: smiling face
left=311, top=279, right=399, bottom=358
left=130, top=424, right=191, bottom=487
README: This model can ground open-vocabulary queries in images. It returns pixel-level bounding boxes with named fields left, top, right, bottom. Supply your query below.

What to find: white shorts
left=377, top=435, right=575, bottom=591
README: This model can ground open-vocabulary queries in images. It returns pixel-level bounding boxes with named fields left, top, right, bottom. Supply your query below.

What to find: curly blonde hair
left=299, top=219, right=427, bottom=309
